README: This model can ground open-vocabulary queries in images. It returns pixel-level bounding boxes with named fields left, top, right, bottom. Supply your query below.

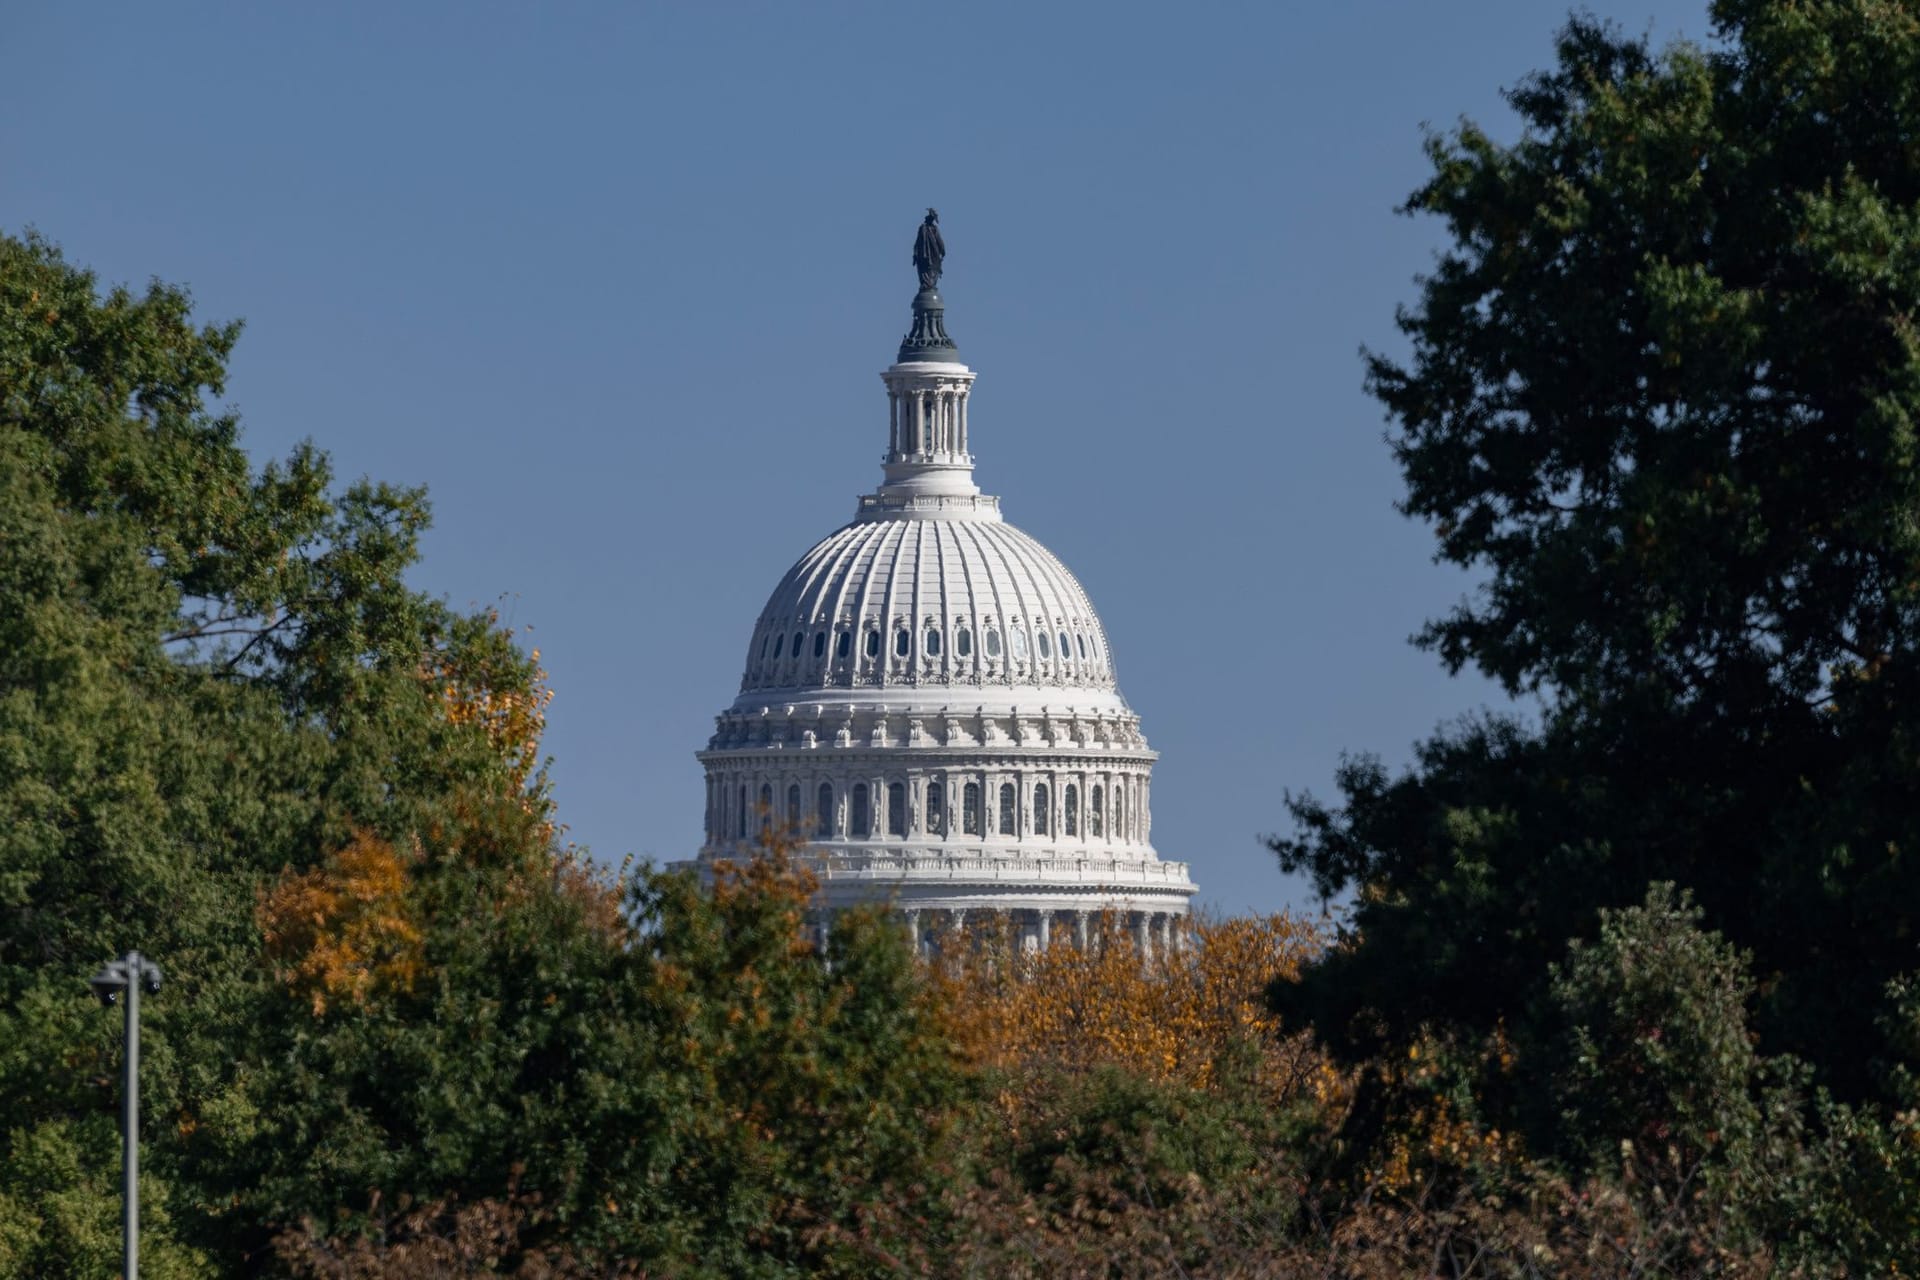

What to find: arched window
left=837, top=631, right=851, bottom=659
left=1117, top=788, right=1127, bottom=841
left=759, top=783, right=773, bottom=831
left=956, top=629, right=972, bottom=657
left=926, top=781, right=944, bottom=833
left=1091, top=785, right=1104, bottom=837
left=851, top=784, right=870, bottom=837
left=1037, top=631, right=1052, bottom=659
left=963, top=782, right=982, bottom=834
left=1033, top=783, right=1050, bottom=835
left=888, top=782, right=906, bottom=836
left=865, top=631, right=880, bottom=659
left=738, top=784, right=748, bottom=839
left=925, top=628, right=941, bottom=656
left=787, top=783, right=801, bottom=827
left=816, top=783, right=834, bottom=837
left=1011, top=629, right=1029, bottom=659
left=998, top=783, right=1016, bottom=835
left=813, top=631, right=827, bottom=658
left=1065, top=784, right=1079, bottom=836
left=985, top=629, right=1002, bottom=658
left=894, top=629, right=911, bottom=657
left=1059, top=632, right=1072, bottom=660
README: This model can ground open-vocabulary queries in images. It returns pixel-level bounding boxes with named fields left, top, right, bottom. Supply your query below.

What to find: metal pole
left=123, top=949, right=141, bottom=1280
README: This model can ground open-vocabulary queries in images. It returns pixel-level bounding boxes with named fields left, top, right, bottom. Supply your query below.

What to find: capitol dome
left=693, top=212, right=1196, bottom=952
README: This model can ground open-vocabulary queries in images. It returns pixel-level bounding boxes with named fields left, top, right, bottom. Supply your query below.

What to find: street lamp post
left=91, top=951, right=162, bottom=1280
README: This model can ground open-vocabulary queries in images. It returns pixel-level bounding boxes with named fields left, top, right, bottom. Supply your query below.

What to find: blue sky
left=5, top=1, right=1712, bottom=915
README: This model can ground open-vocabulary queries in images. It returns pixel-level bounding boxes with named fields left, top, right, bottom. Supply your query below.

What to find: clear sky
left=6, top=1, right=1712, bottom=916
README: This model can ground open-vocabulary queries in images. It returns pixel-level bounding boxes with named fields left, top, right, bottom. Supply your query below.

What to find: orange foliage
left=258, top=830, right=425, bottom=1016
left=426, top=613, right=554, bottom=795
left=932, top=910, right=1338, bottom=1107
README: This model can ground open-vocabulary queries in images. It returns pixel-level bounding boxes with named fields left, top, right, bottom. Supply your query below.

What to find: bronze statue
left=912, top=208, right=945, bottom=290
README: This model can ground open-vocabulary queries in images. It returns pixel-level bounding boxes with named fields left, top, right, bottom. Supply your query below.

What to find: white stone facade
left=689, top=287, right=1197, bottom=949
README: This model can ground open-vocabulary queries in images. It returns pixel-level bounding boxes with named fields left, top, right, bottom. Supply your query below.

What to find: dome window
left=887, top=783, right=906, bottom=836
left=1010, top=629, right=1029, bottom=660
left=759, top=783, right=773, bottom=831
left=851, top=784, right=870, bottom=837
left=894, top=628, right=911, bottom=657
left=1037, top=631, right=1052, bottom=659
left=1091, top=785, right=1104, bottom=837
left=1076, top=634, right=1088, bottom=659
left=1033, top=784, right=1050, bottom=835
left=926, top=782, right=944, bottom=832
left=759, top=634, right=771, bottom=661
left=985, top=629, right=1001, bottom=658
left=787, top=783, right=801, bottom=826
left=956, top=629, right=972, bottom=658
left=790, top=631, right=804, bottom=659
left=925, top=629, right=941, bottom=656
left=998, top=783, right=1016, bottom=835
left=1059, top=632, right=1072, bottom=661
left=1065, top=784, right=1079, bottom=836
left=963, top=782, right=982, bottom=834
left=816, top=783, right=834, bottom=837
left=813, top=631, right=827, bottom=658
left=738, top=785, right=748, bottom=840
left=865, top=631, right=880, bottom=659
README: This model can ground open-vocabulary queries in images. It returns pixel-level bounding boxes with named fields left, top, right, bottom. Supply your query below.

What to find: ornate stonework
left=687, top=218, right=1197, bottom=951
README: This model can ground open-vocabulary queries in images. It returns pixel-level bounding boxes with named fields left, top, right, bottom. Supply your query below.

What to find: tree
left=0, top=228, right=547, bottom=1274
left=1273, top=1, right=1920, bottom=1102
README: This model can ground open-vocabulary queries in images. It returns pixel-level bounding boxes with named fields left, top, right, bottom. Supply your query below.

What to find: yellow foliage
left=1373, top=1027, right=1526, bottom=1192
left=424, top=612, right=554, bottom=795
left=930, top=909, right=1337, bottom=1108
left=258, top=830, right=425, bottom=1016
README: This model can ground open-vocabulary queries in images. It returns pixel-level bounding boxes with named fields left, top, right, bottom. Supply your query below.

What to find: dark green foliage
left=1274, top=2, right=1920, bottom=1101
left=0, top=229, right=544, bottom=1277
left=250, top=853, right=966, bottom=1279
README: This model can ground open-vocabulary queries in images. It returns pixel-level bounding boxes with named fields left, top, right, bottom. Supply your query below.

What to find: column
left=1037, top=909, right=1053, bottom=951
left=904, top=908, right=922, bottom=959
left=914, top=391, right=926, bottom=455
left=888, top=392, right=899, bottom=454
left=1134, top=911, right=1151, bottom=959
left=958, top=388, right=968, bottom=453
left=1074, top=909, right=1090, bottom=950
left=1155, top=913, right=1172, bottom=957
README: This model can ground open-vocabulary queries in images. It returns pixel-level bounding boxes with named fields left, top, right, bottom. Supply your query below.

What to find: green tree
left=1273, top=1, right=1920, bottom=1102
left=0, top=229, right=545, bottom=1275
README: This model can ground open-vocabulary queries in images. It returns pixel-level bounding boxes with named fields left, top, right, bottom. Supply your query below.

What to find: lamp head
left=89, top=967, right=126, bottom=1008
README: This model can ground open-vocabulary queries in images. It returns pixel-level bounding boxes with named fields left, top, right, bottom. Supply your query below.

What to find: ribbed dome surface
left=739, top=514, right=1117, bottom=696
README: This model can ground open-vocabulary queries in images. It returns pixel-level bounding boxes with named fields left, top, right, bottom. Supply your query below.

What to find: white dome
left=690, top=230, right=1195, bottom=942
left=737, top=511, right=1120, bottom=702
